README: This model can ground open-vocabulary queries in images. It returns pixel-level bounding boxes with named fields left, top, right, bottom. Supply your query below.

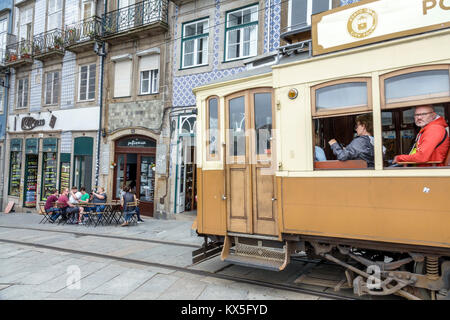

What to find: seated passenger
left=328, top=114, right=375, bottom=167
left=393, top=105, right=449, bottom=166
left=314, top=133, right=327, bottom=161
left=45, top=189, right=60, bottom=223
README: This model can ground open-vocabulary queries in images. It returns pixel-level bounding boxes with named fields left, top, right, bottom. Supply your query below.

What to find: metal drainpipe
left=94, top=0, right=107, bottom=188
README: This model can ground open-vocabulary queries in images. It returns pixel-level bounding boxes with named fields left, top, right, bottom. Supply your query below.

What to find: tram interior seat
left=314, top=159, right=368, bottom=169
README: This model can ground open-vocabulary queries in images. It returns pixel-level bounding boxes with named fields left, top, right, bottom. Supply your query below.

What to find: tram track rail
left=0, top=228, right=358, bottom=300
left=0, top=224, right=201, bottom=249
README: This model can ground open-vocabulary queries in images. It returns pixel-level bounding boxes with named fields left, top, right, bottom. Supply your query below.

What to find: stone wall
left=107, top=100, right=165, bottom=133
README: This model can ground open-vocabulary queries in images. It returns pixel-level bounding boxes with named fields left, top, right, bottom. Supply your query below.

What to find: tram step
left=221, top=236, right=292, bottom=272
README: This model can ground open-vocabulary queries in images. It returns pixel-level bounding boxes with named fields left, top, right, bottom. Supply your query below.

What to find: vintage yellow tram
left=192, top=25, right=450, bottom=300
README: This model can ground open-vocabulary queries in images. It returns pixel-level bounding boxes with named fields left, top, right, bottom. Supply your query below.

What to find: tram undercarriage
left=195, top=234, right=450, bottom=300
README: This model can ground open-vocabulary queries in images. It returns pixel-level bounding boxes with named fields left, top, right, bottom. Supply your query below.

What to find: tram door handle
left=222, top=195, right=227, bottom=200
left=271, top=197, right=277, bottom=201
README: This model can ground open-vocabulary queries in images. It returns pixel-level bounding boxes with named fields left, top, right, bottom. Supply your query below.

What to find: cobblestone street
left=0, top=212, right=322, bottom=300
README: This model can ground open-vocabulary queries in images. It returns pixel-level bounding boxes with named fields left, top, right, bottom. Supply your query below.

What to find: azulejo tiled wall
left=340, top=0, right=361, bottom=6
left=172, top=0, right=281, bottom=107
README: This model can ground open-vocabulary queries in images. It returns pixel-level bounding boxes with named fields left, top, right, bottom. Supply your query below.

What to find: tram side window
left=381, top=66, right=450, bottom=168
left=312, top=78, right=375, bottom=169
left=206, top=96, right=220, bottom=161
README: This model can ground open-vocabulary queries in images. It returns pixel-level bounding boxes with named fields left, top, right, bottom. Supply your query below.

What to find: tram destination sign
left=312, top=0, right=450, bottom=56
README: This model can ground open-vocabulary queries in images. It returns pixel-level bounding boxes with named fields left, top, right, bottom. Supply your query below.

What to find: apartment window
left=113, top=59, right=132, bottom=98
left=17, top=77, right=29, bottom=109
left=45, top=71, right=60, bottom=105
left=139, top=54, right=159, bottom=94
left=82, top=0, right=96, bottom=20
left=48, top=0, right=63, bottom=30
left=19, top=6, right=33, bottom=41
left=225, top=5, right=258, bottom=61
left=288, top=0, right=331, bottom=31
left=79, top=64, right=96, bottom=101
left=181, top=18, right=209, bottom=68
left=0, top=19, right=7, bottom=61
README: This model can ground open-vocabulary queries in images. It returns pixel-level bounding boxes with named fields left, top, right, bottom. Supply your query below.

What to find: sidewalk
left=0, top=211, right=203, bottom=246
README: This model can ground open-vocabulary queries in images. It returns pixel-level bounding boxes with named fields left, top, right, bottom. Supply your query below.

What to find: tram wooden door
left=225, top=89, right=277, bottom=236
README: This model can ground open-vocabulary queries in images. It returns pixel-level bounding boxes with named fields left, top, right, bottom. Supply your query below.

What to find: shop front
left=113, top=135, right=156, bottom=216
left=3, top=107, right=99, bottom=210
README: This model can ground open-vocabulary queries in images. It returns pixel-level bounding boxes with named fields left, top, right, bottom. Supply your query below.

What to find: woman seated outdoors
left=121, top=185, right=137, bottom=227
left=328, top=114, right=375, bottom=168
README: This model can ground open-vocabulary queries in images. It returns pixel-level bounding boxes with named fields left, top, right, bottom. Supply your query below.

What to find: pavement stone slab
left=90, top=269, right=157, bottom=296
left=123, top=273, right=179, bottom=300
left=197, top=284, right=248, bottom=300
left=0, top=284, right=51, bottom=300
left=157, top=277, right=207, bottom=300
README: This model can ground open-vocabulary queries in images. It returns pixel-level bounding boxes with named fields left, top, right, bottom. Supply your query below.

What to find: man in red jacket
left=393, top=105, right=449, bottom=166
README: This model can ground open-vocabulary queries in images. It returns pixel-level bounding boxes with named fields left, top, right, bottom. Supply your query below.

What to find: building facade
left=2, top=0, right=103, bottom=211
left=0, top=0, right=13, bottom=211
left=169, top=0, right=284, bottom=215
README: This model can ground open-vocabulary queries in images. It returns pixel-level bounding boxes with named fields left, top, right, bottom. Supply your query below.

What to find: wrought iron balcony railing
left=33, top=28, right=64, bottom=57
left=0, top=33, right=17, bottom=64
left=103, top=0, right=168, bottom=36
left=5, top=39, right=33, bottom=64
left=64, top=16, right=102, bottom=47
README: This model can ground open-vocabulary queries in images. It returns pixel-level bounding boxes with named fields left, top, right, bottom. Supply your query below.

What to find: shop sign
left=10, top=138, right=22, bottom=151
left=21, top=117, right=45, bottom=131
left=118, top=137, right=156, bottom=148
left=25, top=138, right=39, bottom=154
left=312, top=0, right=450, bottom=56
left=42, top=138, right=58, bottom=152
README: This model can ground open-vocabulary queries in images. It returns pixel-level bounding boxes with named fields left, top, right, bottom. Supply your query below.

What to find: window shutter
left=290, top=0, right=308, bottom=30
left=312, top=0, right=330, bottom=15
left=114, top=60, right=132, bottom=97
left=139, top=54, right=159, bottom=71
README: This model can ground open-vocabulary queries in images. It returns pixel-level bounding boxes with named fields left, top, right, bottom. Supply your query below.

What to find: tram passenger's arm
left=329, top=139, right=359, bottom=161
left=395, top=127, right=445, bottom=163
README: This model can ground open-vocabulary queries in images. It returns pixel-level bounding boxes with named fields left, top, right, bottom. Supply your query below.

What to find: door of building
left=114, top=136, right=156, bottom=216
left=224, top=89, right=277, bottom=236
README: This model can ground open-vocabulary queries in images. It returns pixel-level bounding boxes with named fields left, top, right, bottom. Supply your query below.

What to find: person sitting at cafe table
left=78, top=187, right=93, bottom=224
left=69, top=186, right=84, bottom=223
left=45, top=189, right=60, bottom=223
left=58, top=188, right=81, bottom=223
left=92, top=187, right=107, bottom=220
left=392, top=105, right=449, bottom=166
left=328, top=114, right=375, bottom=167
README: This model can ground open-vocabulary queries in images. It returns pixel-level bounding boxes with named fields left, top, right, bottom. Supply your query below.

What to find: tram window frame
left=380, top=65, right=450, bottom=168
left=311, top=77, right=374, bottom=170
left=206, top=96, right=220, bottom=161
left=380, top=65, right=450, bottom=111
left=311, top=77, right=372, bottom=118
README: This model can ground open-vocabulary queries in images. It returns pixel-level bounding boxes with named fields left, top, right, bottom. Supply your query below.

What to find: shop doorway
left=113, top=136, right=156, bottom=216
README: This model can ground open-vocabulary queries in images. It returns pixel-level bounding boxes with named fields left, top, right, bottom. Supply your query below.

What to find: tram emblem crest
left=347, top=8, right=378, bottom=39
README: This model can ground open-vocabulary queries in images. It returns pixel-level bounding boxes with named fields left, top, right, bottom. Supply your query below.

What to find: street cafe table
left=79, top=201, right=123, bottom=226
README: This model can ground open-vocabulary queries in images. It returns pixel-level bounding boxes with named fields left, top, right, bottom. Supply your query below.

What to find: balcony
left=103, top=0, right=169, bottom=44
left=64, top=16, right=102, bottom=53
left=0, top=33, right=17, bottom=67
left=33, top=29, right=65, bottom=61
left=4, top=39, right=33, bottom=68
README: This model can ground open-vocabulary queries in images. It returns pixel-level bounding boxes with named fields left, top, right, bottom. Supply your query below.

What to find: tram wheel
left=411, top=261, right=432, bottom=300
